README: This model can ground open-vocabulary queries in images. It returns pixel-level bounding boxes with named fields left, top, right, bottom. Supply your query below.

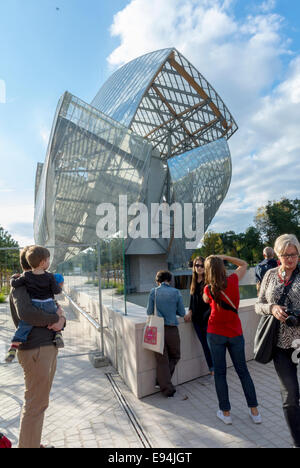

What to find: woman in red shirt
left=203, top=254, right=261, bottom=426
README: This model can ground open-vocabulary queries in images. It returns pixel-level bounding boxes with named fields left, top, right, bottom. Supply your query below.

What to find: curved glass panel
left=35, top=49, right=238, bottom=277
left=92, top=48, right=237, bottom=159
left=34, top=92, right=153, bottom=267
left=167, top=138, right=232, bottom=268
left=91, top=48, right=173, bottom=127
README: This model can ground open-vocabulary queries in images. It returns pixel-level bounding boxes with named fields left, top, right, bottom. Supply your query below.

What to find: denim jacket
left=146, top=283, right=186, bottom=326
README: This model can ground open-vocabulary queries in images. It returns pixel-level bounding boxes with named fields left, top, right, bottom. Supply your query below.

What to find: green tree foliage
left=0, top=226, right=19, bottom=249
left=0, top=226, right=19, bottom=273
left=255, top=198, right=300, bottom=245
left=192, top=231, right=224, bottom=258
left=191, top=198, right=299, bottom=266
left=193, top=228, right=263, bottom=265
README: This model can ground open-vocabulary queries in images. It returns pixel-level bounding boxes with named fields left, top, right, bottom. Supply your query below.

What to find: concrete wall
left=128, top=254, right=168, bottom=292
left=67, top=287, right=260, bottom=399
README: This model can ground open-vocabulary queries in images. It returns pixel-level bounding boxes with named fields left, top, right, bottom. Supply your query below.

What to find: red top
left=204, top=273, right=242, bottom=338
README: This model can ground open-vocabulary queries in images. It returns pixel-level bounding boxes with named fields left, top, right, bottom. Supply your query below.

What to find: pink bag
left=142, top=289, right=164, bottom=354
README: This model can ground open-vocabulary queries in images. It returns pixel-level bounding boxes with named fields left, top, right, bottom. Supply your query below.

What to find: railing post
left=97, top=242, right=104, bottom=357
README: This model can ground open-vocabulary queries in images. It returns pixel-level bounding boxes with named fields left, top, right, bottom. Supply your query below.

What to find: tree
left=255, top=198, right=300, bottom=245
left=193, top=231, right=224, bottom=258
left=0, top=226, right=19, bottom=249
left=189, top=197, right=300, bottom=266
left=0, top=226, right=19, bottom=275
left=234, top=227, right=263, bottom=265
left=220, top=231, right=239, bottom=257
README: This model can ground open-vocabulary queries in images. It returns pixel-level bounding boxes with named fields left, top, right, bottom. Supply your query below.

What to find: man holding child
left=9, top=246, right=66, bottom=448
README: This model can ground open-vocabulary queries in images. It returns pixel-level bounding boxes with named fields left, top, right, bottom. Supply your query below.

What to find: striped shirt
left=255, top=267, right=300, bottom=349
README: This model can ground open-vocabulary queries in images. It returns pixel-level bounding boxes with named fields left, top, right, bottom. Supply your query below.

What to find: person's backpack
left=0, top=433, right=12, bottom=448
left=255, top=259, right=278, bottom=284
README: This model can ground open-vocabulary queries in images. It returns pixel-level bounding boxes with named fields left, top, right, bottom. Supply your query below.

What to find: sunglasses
left=195, top=264, right=204, bottom=268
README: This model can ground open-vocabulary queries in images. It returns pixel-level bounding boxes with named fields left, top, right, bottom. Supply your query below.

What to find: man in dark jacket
left=255, top=247, right=278, bottom=293
left=9, top=247, right=66, bottom=448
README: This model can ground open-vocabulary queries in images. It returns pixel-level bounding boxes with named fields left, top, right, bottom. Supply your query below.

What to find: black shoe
left=165, top=390, right=176, bottom=398
left=5, top=348, right=17, bottom=363
left=54, top=333, right=64, bottom=349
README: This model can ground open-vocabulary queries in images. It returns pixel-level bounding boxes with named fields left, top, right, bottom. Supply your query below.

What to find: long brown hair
left=204, top=256, right=227, bottom=305
left=190, top=256, right=205, bottom=295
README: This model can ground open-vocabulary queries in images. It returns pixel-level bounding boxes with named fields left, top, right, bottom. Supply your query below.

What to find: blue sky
left=0, top=0, right=300, bottom=246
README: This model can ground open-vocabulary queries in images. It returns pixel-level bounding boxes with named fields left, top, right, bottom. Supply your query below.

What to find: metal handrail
left=63, top=292, right=103, bottom=332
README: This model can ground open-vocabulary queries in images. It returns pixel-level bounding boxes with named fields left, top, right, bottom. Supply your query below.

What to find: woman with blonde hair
left=256, top=234, right=300, bottom=448
left=203, top=254, right=261, bottom=425
left=184, top=257, right=214, bottom=374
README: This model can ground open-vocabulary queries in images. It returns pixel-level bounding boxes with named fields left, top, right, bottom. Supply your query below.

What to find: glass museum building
left=34, top=48, right=237, bottom=291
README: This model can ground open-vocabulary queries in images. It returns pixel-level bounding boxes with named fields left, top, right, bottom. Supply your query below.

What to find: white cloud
left=0, top=190, right=34, bottom=246
left=108, top=0, right=288, bottom=109
left=108, top=0, right=299, bottom=234
left=260, top=0, right=276, bottom=13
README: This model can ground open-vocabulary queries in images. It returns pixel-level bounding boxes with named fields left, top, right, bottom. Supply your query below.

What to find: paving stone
left=0, top=300, right=299, bottom=449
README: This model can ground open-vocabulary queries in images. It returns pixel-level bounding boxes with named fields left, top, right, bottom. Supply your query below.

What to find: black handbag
left=254, top=314, right=280, bottom=364
left=254, top=269, right=299, bottom=364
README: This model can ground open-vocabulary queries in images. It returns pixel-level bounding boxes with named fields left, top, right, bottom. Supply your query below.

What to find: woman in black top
left=185, top=256, right=214, bottom=374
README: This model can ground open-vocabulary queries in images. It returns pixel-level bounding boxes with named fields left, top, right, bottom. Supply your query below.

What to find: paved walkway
left=0, top=300, right=298, bottom=449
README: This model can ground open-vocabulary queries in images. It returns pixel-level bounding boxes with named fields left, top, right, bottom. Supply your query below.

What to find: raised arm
left=215, top=254, right=248, bottom=281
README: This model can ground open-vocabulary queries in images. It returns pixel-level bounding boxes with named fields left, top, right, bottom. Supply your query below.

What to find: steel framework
left=34, top=48, right=237, bottom=270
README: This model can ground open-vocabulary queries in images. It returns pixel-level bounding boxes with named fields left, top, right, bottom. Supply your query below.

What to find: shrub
left=116, top=284, right=124, bottom=295
left=0, top=293, right=6, bottom=303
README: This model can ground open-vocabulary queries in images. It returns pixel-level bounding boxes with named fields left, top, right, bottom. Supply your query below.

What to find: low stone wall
left=67, top=289, right=260, bottom=399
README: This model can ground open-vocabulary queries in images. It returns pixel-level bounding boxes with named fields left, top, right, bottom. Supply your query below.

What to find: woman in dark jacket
left=184, top=256, right=214, bottom=374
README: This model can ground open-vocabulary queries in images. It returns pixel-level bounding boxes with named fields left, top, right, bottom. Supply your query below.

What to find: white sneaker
left=249, top=409, right=262, bottom=424
left=217, top=410, right=232, bottom=425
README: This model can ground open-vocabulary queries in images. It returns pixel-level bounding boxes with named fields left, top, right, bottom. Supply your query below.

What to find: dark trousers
left=193, top=322, right=214, bottom=372
left=273, top=347, right=300, bottom=448
left=207, top=333, right=258, bottom=412
left=155, top=326, right=180, bottom=397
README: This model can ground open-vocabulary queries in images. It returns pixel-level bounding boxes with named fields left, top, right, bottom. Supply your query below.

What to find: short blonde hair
left=274, top=234, right=300, bottom=257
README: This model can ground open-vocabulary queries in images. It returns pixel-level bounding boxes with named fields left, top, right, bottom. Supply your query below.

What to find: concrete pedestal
left=67, top=287, right=260, bottom=399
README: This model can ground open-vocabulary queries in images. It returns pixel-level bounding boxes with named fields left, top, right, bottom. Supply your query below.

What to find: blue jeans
left=12, top=300, right=58, bottom=343
left=193, top=322, right=214, bottom=372
left=207, top=333, right=258, bottom=412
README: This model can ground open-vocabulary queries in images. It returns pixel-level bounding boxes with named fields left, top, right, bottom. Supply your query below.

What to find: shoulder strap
left=208, top=286, right=238, bottom=315
left=278, top=267, right=299, bottom=306
left=154, top=287, right=158, bottom=316
left=221, top=291, right=238, bottom=313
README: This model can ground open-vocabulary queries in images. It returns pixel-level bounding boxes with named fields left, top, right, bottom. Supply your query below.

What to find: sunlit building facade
left=34, top=48, right=237, bottom=288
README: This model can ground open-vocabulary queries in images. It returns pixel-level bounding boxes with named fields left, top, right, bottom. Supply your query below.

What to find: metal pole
left=97, top=242, right=104, bottom=357
left=166, top=131, right=172, bottom=204
left=123, top=237, right=127, bottom=316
